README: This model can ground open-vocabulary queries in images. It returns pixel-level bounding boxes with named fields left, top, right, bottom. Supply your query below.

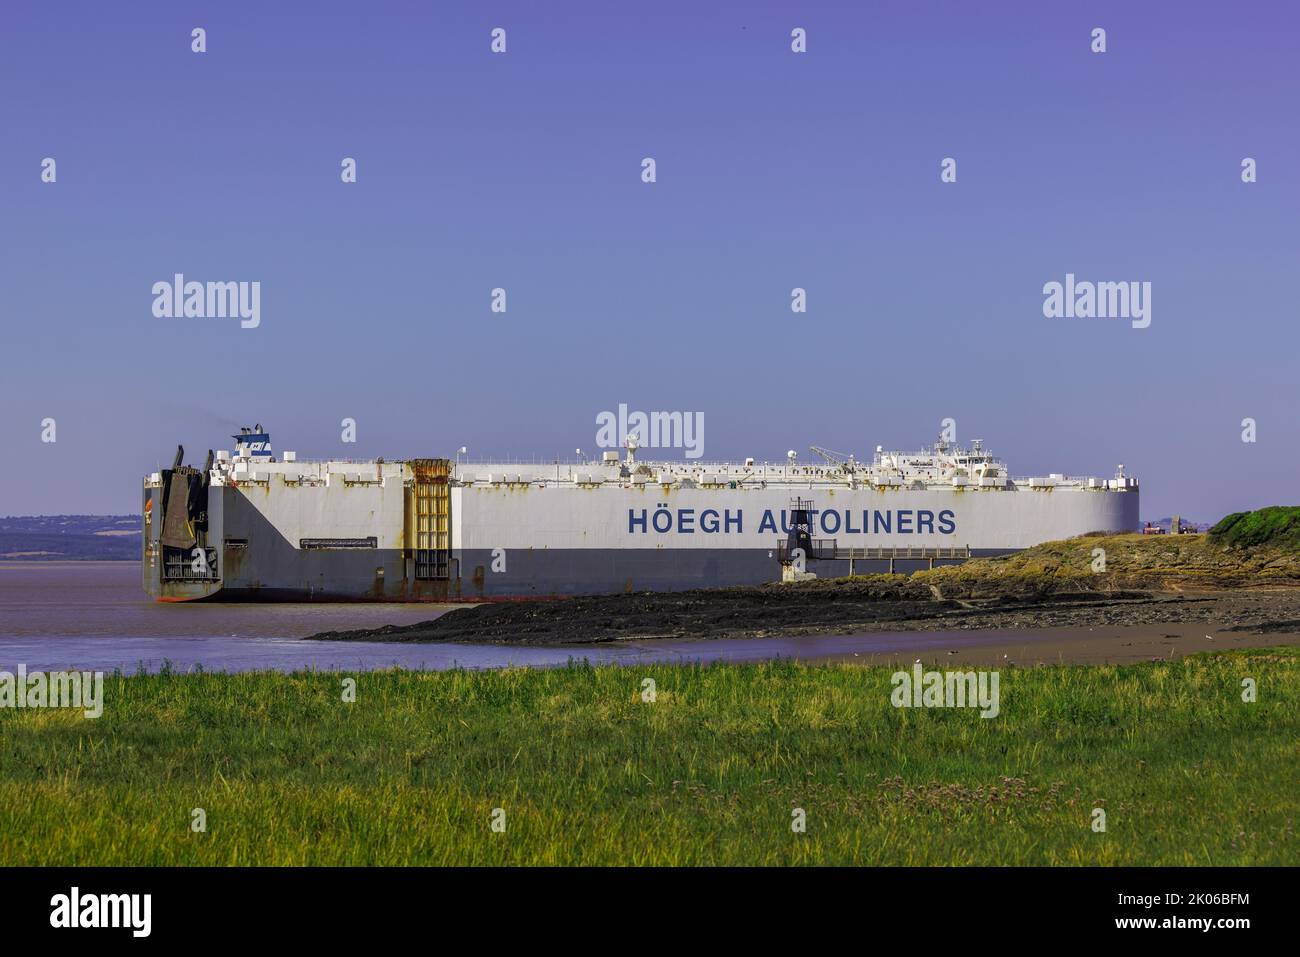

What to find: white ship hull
left=142, top=431, right=1138, bottom=601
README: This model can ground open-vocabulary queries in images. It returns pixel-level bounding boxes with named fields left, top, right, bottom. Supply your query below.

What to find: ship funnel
left=232, top=427, right=273, bottom=460
left=171, top=445, right=184, bottom=469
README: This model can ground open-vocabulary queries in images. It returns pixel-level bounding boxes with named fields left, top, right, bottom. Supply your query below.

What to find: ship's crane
left=809, top=445, right=857, bottom=471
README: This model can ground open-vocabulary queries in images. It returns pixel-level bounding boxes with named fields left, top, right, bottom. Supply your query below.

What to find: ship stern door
left=406, top=459, right=450, bottom=599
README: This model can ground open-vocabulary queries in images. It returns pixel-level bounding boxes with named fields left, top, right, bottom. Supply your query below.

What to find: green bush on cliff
left=1210, top=507, right=1300, bottom=552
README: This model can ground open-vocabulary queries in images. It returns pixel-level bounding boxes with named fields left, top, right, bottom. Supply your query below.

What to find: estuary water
left=0, top=561, right=992, bottom=674
left=3, top=561, right=1223, bottom=673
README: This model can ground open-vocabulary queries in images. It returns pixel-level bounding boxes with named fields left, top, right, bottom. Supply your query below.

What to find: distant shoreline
left=0, top=559, right=140, bottom=565
left=0, top=516, right=140, bottom=562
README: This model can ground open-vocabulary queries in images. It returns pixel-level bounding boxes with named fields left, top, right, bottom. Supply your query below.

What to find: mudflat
left=305, top=585, right=1300, bottom=651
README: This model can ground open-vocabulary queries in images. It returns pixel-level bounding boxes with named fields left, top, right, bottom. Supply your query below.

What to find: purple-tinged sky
left=1, top=0, right=1296, bottom=520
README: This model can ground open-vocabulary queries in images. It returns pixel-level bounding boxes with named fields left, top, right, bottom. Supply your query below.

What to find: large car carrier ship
left=142, top=427, right=1139, bottom=601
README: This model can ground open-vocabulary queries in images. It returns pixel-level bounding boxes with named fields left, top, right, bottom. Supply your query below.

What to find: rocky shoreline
left=304, top=583, right=1300, bottom=646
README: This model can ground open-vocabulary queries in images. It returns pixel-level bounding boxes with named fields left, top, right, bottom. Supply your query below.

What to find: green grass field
left=1, top=650, right=1296, bottom=865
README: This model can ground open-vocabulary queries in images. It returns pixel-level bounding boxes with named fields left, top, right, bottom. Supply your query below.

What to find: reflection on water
left=1, top=561, right=1006, bottom=674
left=0, top=562, right=465, bottom=640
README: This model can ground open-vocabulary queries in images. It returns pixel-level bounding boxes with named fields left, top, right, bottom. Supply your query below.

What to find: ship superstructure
left=142, top=429, right=1138, bottom=601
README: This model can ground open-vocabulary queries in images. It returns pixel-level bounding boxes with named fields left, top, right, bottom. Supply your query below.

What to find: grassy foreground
left=1, top=651, right=1297, bottom=866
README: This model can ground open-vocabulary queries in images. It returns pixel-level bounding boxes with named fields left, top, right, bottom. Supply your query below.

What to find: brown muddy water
left=2, top=562, right=1295, bottom=674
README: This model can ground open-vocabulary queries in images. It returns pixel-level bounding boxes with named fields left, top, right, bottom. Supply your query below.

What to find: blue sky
left=1, top=0, right=1296, bottom=520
